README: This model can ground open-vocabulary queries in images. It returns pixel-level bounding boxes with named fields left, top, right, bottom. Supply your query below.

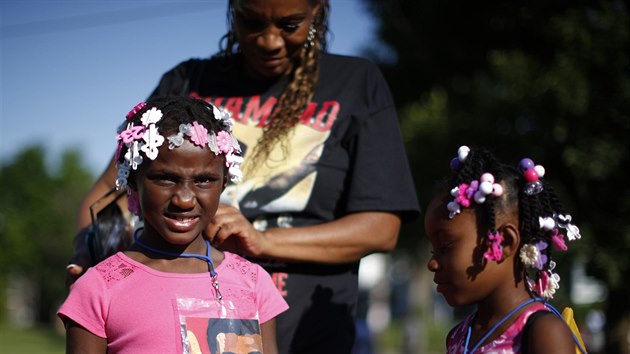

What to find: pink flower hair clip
left=484, top=231, right=504, bottom=261
left=447, top=173, right=503, bottom=219
left=519, top=157, right=545, bottom=195
left=166, top=121, right=243, bottom=183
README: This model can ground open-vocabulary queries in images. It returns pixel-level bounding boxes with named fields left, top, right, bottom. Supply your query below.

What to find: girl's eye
left=194, top=177, right=212, bottom=187
left=150, top=174, right=177, bottom=187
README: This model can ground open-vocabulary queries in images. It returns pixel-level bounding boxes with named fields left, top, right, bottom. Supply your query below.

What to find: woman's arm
left=210, top=205, right=401, bottom=264
left=260, top=319, right=279, bottom=354
left=75, top=155, right=120, bottom=232
left=65, top=320, right=107, bottom=354
left=68, top=154, right=123, bottom=282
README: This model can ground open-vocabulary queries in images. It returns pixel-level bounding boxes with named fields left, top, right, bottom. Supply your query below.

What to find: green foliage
left=0, top=146, right=93, bottom=323
left=0, top=322, right=64, bottom=353
left=363, top=0, right=630, bottom=352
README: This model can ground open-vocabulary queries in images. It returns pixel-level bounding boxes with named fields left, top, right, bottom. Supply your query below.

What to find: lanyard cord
left=133, top=228, right=222, bottom=300
left=464, top=297, right=542, bottom=354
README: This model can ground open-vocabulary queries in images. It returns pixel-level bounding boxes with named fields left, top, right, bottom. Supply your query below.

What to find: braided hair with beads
left=446, top=145, right=582, bottom=300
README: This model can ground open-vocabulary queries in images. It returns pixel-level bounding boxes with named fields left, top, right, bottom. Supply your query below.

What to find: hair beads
left=445, top=145, right=582, bottom=299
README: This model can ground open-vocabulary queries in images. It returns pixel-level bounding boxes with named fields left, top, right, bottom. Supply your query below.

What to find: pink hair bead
left=523, top=169, right=539, bottom=182
left=480, top=173, right=494, bottom=183
left=492, top=184, right=504, bottom=196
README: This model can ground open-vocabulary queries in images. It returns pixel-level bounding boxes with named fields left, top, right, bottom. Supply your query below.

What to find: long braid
left=245, top=32, right=322, bottom=174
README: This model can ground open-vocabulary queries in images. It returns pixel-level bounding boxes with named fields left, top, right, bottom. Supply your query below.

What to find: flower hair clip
left=447, top=173, right=504, bottom=219
left=166, top=120, right=243, bottom=183
left=115, top=107, right=165, bottom=190
left=519, top=158, right=545, bottom=195
left=519, top=212, right=581, bottom=299
left=115, top=102, right=244, bottom=216
left=484, top=231, right=504, bottom=261
left=556, top=213, right=581, bottom=241
left=519, top=239, right=561, bottom=299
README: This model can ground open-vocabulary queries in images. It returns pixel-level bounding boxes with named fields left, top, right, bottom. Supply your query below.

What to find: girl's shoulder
left=219, top=252, right=265, bottom=282
left=522, top=306, right=577, bottom=353
left=445, top=312, right=475, bottom=351
left=91, top=252, right=140, bottom=287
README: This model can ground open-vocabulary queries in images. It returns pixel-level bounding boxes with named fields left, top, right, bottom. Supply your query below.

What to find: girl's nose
left=427, top=257, right=439, bottom=272
left=172, top=184, right=196, bottom=209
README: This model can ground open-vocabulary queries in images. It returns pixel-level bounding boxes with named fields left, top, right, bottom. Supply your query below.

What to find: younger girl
left=58, top=96, right=288, bottom=354
left=424, top=145, right=586, bottom=354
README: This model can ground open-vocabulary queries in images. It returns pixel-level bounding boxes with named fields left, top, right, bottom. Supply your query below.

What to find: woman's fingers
left=209, top=205, right=266, bottom=257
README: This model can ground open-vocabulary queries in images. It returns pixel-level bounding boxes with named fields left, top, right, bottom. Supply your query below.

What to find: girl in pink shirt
left=58, top=96, right=288, bottom=354
left=424, top=145, right=586, bottom=354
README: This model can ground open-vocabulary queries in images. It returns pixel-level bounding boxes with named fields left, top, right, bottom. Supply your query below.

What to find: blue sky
left=0, top=0, right=378, bottom=175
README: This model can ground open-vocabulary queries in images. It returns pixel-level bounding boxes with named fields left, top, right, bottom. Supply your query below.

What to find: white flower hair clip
left=115, top=102, right=244, bottom=192
left=556, top=213, right=581, bottom=241
left=520, top=212, right=582, bottom=300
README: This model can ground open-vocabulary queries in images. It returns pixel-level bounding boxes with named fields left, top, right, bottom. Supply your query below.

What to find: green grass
left=0, top=322, right=65, bottom=354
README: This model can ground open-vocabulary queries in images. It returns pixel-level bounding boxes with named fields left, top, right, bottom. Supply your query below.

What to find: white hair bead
left=458, top=146, right=470, bottom=162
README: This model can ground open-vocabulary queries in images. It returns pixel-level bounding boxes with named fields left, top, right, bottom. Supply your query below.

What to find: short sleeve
left=344, top=65, right=420, bottom=222
left=57, top=267, right=109, bottom=338
left=255, top=265, right=289, bottom=324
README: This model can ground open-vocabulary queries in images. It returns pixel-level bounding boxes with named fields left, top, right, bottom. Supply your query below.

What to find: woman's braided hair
left=447, top=146, right=578, bottom=298
left=219, top=0, right=330, bottom=174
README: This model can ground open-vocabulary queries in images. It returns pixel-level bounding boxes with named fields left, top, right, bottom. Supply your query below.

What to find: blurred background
left=1, top=0, right=628, bottom=353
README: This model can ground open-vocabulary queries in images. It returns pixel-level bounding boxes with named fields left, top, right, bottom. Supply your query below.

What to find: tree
left=0, top=146, right=93, bottom=324
left=361, top=0, right=630, bottom=352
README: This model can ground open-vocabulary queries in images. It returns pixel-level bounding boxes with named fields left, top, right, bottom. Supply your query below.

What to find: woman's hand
left=207, top=204, right=268, bottom=257
left=207, top=205, right=401, bottom=264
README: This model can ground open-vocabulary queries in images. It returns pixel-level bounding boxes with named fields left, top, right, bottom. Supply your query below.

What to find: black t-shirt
left=150, top=53, right=420, bottom=353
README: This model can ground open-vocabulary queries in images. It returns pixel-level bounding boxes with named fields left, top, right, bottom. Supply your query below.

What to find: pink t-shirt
left=446, top=303, right=548, bottom=354
left=58, top=251, right=288, bottom=354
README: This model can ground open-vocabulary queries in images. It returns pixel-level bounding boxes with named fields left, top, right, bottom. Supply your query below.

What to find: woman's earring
left=305, top=24, right=316, bottom=49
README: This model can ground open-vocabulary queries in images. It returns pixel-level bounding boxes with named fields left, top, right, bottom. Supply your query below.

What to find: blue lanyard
left=133, top=228, right=222, bottom=300
left=464, top=297, right=542, bottom=354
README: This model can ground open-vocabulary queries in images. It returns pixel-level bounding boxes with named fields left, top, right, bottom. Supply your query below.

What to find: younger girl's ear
left=497, top=223, right=521, bottom=259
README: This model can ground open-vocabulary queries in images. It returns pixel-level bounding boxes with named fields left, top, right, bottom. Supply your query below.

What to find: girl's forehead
left=425, top=193, right=452, bottom=219
left=148, top=140, right=222, bottom=167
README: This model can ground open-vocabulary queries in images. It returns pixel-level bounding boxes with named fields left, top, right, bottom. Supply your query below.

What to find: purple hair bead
left=519, top=158, right=534, bottom=172
left=450, top=157, right=461, bottom=171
